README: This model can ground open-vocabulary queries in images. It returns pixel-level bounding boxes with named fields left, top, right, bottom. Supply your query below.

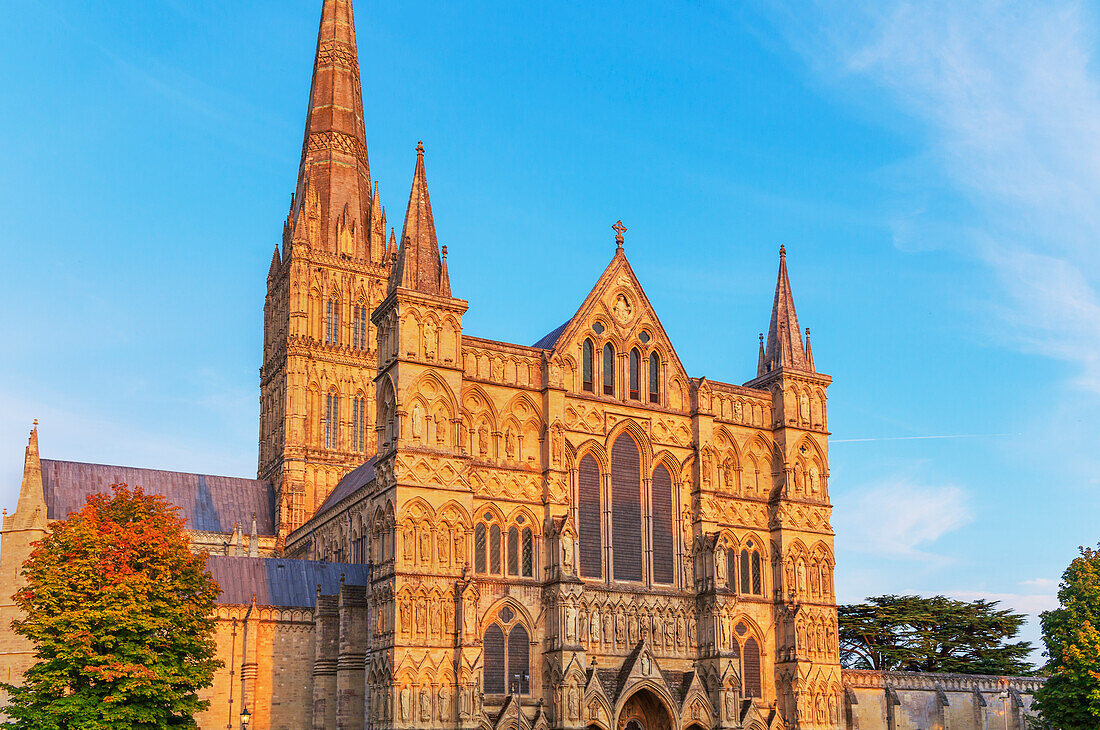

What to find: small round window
left=593, top=322, right=605, bottom=334
left=639, top=331, right=651, bottom=343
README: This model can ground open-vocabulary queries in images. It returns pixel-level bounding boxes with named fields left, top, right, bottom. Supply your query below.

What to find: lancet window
left=578, top=455, right=602, bottom=578
left=325, top=296, right=340, bottom=346
left=629, top=348, right=641, bottom=400
left=611, top=433, right=642, bottom=581
left=651, top=463, right=674, bottom=584
left=324, top=389, right=339, bottom=449
left=483, top=606, right=530, bottom=695
left=649, top=352, right=660, bottom=403
left=602, top=343, right=615, bottom=396
left=582, top=339, right=594, bottom=392
left=351, top=394, right=366, bottom=452
left=738, top=540, right=764, bottom=596
left=352, top=302, right=368, bottom=350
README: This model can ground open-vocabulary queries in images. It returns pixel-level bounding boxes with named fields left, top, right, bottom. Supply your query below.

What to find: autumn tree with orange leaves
left=1, top=484, right=220, bottom=730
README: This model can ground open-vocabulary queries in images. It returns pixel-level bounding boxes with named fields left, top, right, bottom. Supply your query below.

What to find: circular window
left=499, top=606, right=515, bottom=623
left=516, top=515, right=525, bottom=524
left=639, top=331, right=651, bottom=343
left=593, top=322, right=605, bottom=334
left=484, top=512, right=493, bottom=521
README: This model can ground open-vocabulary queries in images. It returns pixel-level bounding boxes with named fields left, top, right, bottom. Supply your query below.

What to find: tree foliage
left=839, top=594, right=1035, bottom=675
left=1033, top=545, right=1100, bottom=730
left=2, top=484, right=221, bottom=730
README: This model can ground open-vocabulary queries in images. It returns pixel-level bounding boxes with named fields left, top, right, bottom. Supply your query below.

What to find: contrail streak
left=832, top=433, right=1017, bottom=443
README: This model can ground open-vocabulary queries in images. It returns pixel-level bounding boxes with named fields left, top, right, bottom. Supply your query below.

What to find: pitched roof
left=314, top=457, right=376, bottom=517
left=532, top=320, right=570, bottom=349
left=206, top=555, right=370, bottom=607
left=39, top=459, right=275, bottom=535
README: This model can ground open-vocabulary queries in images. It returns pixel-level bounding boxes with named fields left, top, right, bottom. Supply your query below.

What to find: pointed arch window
left=649, top=352, right=660, bottom=403
left=326, top=296, right=340, bottom=345
left=474, top=523, right=487, bottom=573
left=578, top=455, right=602, bottom=579
left=611, top=433, right=642, bottom=582
left=507, top=526, right=520, bottom=576
left=651, top=464, right=674, bottom=584
left=483, top=608, right=530, bottom=696
left=489, top=524, right=502, bottom=574
left=582, top=339, right=594, bottom=392
left=743, top=637, right=762, bottom=697
left=603, top=344, right=615, bottom=396
left=521, top=527, right=534, bottom=578
left=629, top=348, right=641, bottom=400
left=324, top=390, right=339, bottom=449
left=739, top=541, right=763, bottom=596
left=351, top=394, right=366, bottom=452
left=352, top=302, right=368, bottom=350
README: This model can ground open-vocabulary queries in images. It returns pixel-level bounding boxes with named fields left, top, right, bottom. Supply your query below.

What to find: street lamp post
left=240, top=706, right=251, bottom=730
left=998, top=691, right=1010, bottom=730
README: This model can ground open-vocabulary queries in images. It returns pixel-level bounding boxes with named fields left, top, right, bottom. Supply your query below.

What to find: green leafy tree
left=2, top=483, right=221, bottom=730
left=1033, top=545, right=1100, bottom=730
left=839, top=594, right=1035, bottom=675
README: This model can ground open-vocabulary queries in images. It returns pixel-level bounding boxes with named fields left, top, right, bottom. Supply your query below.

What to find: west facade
left=0, top=2, right=1043, bottom=730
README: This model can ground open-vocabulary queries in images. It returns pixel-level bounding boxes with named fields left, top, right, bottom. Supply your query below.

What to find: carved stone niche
left=547, top=514, right=579, bottom=583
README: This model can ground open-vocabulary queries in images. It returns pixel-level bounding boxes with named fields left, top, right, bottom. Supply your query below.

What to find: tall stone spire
left=390, top=142, right=449, bottom=296
left=289, top=0, right=378, bottom=260
left=11, top=422, right=46, bottom=531
left=759, top=245, right=812, bottom=375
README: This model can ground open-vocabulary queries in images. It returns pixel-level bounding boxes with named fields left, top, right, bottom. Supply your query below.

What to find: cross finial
left=612, top=220, right=627, bottom=248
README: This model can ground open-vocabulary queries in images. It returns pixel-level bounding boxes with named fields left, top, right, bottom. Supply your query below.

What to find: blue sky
left=3, top=0, right=1099, bottom=661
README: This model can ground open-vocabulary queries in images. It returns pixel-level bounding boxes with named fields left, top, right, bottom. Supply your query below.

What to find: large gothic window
left=611, top=433, right=642, bottom=582
left=651, top=464, right=674, bottom=584
left=602, top=343, right=615, bottom=396
left=582, top=339, right=594, bottom=392
left=325, top=390, right=339, bottom=449
left=483, top=607, right=529, bottom=695
left=649, top=352, right=660, bottom=403
left=629, top=348, right=641, bottom=400
left=578, top=455, right=602, bottom=579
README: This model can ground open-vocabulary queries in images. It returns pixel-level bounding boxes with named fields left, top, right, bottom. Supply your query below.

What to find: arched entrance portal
left=616, top=688, right=674, bottom=730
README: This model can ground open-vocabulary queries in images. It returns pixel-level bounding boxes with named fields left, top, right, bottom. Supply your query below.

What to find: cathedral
left=0, top=2, right=1043, bottom=729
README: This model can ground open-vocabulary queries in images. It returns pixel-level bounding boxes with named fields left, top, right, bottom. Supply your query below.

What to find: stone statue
left=561, top=532, right=575, bottom=573
left=477, top=424, right=489, bottom=457
left=459, top=683, right=470, bottom=719
left=809, top=465, right=820, bottom=494
left=568, top=683, right=580, bottom=721
left=419, top=530, right=431, bottom=564
left=715, top=548, right=727, bottom=587
left=800, top=393, right=810, bottom=424
left=725, top=690, right=736, bottom=721
left=399, top=686, right=411, bottom=722
left=591, top=610, right=601, bottom=644
left=437, top=531, right=449, bottom=565
left=640, top=653, right=650, bottom=676
left=434, top=412, right=446, bottom=444
left=437, top=685, right=449, bottom=722
left=412, top=403, right=424, bottom=439
left=403, top=528, right=414, bottom=562
left=505, top=429, right=515, bottom=459
left=565, top=604, right=577, bottom=641
left=423, top=319, right=437, bottom=360
left=797, top=560, right=807, bottom=593
left=463, top=597, right=476, bottom=637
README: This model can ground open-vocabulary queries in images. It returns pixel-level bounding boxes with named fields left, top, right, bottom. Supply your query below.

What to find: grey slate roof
left=207, top=555, right=371, bottom=607
left=314, top=457, right=376, bottom=517
left=40, top=459, right=275, bottom=536
left=532, top=320, right=569, bottom=349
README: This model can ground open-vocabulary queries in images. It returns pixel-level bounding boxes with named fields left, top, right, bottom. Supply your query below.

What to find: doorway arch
left=616, top=687, right=675, bottom=730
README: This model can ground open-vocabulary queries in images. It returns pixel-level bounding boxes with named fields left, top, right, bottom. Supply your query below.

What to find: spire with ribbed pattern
left=390, top=142, right=449, bottom=296
left=759, top=245, right=812, bottom=376
left=287, top=0, right=383, bottom=261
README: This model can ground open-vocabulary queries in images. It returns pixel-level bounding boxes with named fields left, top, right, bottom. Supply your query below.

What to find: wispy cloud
left=770, top=0, right=1100, bottom=390
left=834, top=479, right=972, bottom=559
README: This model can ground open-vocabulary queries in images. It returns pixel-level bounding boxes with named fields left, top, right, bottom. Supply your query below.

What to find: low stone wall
left=843, top=669, right=1044, bottom=730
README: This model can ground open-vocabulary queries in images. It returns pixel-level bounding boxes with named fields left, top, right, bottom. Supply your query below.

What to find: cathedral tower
left=747, top=246, right=839, bottom=729
left=259, top=0, right=391, bottom=542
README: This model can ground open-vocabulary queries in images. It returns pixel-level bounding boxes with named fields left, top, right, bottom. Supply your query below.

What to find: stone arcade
left=0, top=1, right=1040, bottom=728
